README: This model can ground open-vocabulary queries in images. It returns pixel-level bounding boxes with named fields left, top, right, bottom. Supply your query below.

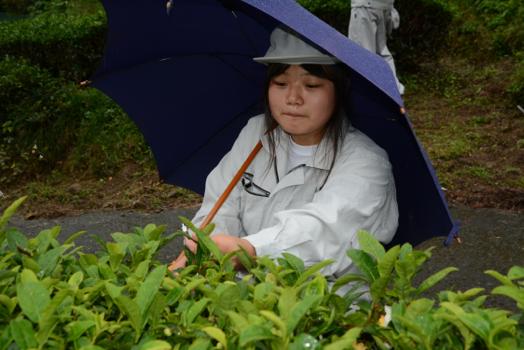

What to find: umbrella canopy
left=91, top=0, right=459, bottom=246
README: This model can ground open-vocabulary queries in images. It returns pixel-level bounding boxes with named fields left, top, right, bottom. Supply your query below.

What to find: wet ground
left=10, top=205, right=524, bottom=311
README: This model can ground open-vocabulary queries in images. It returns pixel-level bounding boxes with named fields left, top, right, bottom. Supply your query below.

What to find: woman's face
left=268, top=65, right=336, bottom=145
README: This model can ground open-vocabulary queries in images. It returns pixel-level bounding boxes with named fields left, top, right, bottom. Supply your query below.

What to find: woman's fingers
left=184, top=236, right=197, bottom=253
left=168, top=251, right=187, bottom=272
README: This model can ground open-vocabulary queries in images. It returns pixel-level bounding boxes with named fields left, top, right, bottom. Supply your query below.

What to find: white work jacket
left=192, top=115, right=398, bottom=277
left=351, top=0, right=394, bottom=9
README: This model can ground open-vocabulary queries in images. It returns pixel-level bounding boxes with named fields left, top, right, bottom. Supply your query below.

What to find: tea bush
left=0, top=10, right=105, bottom=81
left=0, top=57, right=151, bottom=184
left=0, top=0, right=33, bottom=14
left=1, top=198, right=522, bottom=349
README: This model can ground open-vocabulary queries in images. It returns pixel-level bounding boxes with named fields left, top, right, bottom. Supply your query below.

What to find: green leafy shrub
left=509, top=56, right=524, bottom=104
left=297, top=0, right=349, bottom=34
left=0, top=0, right=33, bottom=14
left=0, top=57, right=151, bottom=184
left=466, top=0, right=524, bottom=56
left=0, top=10, right=106, bottom=81
left=0, top=198, right=522, bottom=348
left=389, top=0, right=453, bottom=71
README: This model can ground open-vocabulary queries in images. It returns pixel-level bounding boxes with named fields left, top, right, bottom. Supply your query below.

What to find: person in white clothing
left=348, top=0, right=405, bottom=95
left=169, top=28, right=399, bottom=278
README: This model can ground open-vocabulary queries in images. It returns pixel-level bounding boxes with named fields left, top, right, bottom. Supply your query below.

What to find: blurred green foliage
left=0, top=10, right=106, bottom=81
left=0, top=57, right=150, bottom=184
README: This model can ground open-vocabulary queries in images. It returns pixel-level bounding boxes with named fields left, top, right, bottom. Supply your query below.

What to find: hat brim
left=253, top=55, right=338, bottom=65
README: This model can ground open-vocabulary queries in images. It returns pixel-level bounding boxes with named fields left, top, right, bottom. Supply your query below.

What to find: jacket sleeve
left=243, top=146, right=399, bottom=276
left=191, top=117, right=264, bottom=236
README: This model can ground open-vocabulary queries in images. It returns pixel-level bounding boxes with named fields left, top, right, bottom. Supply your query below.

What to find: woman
left=169, top=28, right=398, bottom=278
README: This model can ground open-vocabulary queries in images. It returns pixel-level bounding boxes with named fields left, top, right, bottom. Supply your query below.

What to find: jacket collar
left=260, top=119, right=350, bottom=173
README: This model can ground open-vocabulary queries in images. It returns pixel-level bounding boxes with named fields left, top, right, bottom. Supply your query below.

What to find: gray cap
left=254, top=28, right=338, bottom=65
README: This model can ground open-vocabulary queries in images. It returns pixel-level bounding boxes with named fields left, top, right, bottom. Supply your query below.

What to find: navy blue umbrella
left=91, top=0, right=459, bottom=246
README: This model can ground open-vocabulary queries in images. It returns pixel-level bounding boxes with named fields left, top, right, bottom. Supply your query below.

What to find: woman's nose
left=286, top=85, right=303, bottom=105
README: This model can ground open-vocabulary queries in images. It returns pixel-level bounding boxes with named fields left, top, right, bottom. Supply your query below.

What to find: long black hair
left=263, top=63, right=351, bottom=188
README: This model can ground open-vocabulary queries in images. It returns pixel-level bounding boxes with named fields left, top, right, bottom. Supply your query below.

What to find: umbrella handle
left=199, top=140, right=263, bottom=229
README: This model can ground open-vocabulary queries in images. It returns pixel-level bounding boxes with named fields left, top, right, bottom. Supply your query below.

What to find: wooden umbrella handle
left=199, top=140, right=263, bottom=229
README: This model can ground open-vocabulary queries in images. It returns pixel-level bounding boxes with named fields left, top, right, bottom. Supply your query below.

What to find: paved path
left=9, top=205, right=524, bottom=311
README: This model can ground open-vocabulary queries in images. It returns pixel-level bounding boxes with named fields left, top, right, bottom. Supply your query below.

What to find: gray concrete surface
left=9, top=205, right=524, bottom=311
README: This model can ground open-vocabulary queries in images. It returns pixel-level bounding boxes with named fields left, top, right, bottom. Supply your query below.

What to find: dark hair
left=263, top=63, right=351, bottom=189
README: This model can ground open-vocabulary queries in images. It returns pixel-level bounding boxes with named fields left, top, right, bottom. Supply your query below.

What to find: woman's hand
left=168, top=234, right=256, bottom=272
left=211, top=234, right=256, bottom=258
left=168, top=251, right=187, bottom=272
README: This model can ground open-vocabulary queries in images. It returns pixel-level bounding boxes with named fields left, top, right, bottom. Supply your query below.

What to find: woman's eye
left=272, top=80, right=287, bottom=87
left=306, top=84, right=320, bottom=88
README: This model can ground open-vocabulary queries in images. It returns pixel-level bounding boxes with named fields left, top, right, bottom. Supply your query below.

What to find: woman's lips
left=282, top=112, right=305, bottom=118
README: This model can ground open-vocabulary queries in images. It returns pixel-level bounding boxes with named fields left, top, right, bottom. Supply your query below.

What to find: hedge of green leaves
left=0, top=10, right=105, bottom=81
left=0, top=57, right=150, bottom=184
left=1, top=197, right=523, bottom=349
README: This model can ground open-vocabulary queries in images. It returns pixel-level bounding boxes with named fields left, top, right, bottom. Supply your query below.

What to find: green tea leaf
left=282, top=253, right=305, bottom=274
left=346, top=249, right=378, bottom=282
left=259, top=310, right=287, bottom=337
left=368, top=245, right=399, bottom=301
left=66, top=320, right=95, bottom=341
left=10, top=318, right=37, bottom=350
left=491, top=285, right=524, bottom=308
left=323, top=327, right=362, bottom=350
left=188, top=338, right=211, bottom=350
left=485, top=270, right=513, bottom=286
left=507, top=266, right=524, bottom=280
left=193, top=227, right=223, bottom=261
left=63, top=230, right=88, bottom=245
left=106, top=242, right=127, bottom=270
left=7, top=229, right=29, bottom=252
left=357, top=230, right=386, bottom=260
left=226, top=311, right=249, bottom=333
left=239, top=324, right=274, bottom=346
left=143, top=224, right=167, bottom=241
left=331, top=273, right=368, bottom=294
left=295, top=259, right=334, bottom=286
left=68, top=271, right=84, bottom=291
left=136, top=265, right=166, bottom=321
left=289, top=334, right=320, bottom=350
left=37, top=289, right=71, bottom=345
left=184, top=298, right=210, bottom=326
left=0, top=294, right=16, bottom=314
left=17, top=279, right=50, bottom=323
left=214, top=282, right=241, bottom=310
left=105, top=282, right=124, bottom=299
left=38, top=245, right=67, bottom=276
left=278, top=288, right=297, bottom=320
left=303, top=274, right=327, bottom=297
left=0, top=196, right=27, bottom=234
left=416, top=267, right=458, bottom=294
left=166, top=285, right=184, bottom=306
left=117, top=295, right=142, bottom=339
left=138, top=340, right=172, bottom=350
left=287, top=295, right=322, bottom=334
left=79, top=345, right=106, bottom=350
left=201, top=326, right=227, bottom=348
